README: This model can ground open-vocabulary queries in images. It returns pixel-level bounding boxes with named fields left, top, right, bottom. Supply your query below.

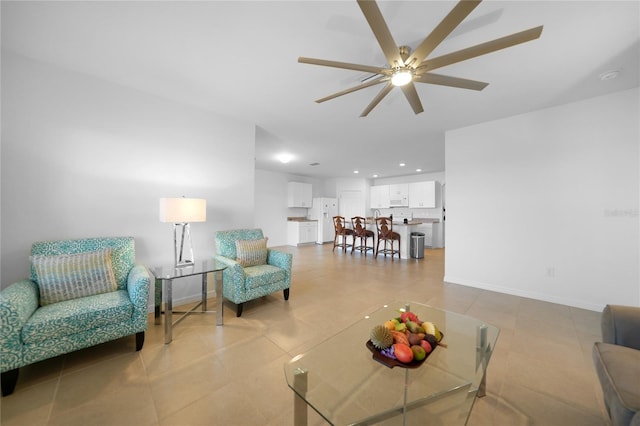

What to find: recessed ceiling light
left=276, top=153, right=293, bottom=164
left=373, top=174, right=379, bottom=178
left=353, top=170, right=359, bottom=174
left=399, top=163, right=406, bottom=167
left=416, top=168, right=422, bottom=172
left=599, top=70, right=620, bottom=81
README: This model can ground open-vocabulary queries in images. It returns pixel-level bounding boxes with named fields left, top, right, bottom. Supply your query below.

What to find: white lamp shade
left=159, top=198, right=207, bottom=223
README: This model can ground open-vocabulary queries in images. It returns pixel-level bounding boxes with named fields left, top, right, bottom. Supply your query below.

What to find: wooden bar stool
left=375, top=217, right=400, bottom=260
left=332, top=216, right=353, bottom=253
left=351, top=216, right=375, bottom=256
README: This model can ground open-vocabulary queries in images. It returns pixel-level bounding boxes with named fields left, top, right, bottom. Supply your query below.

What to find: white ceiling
left=2, top=1, right=639, bottom=179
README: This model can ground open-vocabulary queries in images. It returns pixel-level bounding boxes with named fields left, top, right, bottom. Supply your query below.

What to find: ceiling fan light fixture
left=299, top=0, right=543, bottom=116
left=391, top=68, right=413, bottom=87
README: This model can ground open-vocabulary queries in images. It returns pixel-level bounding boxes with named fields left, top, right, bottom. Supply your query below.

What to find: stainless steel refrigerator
left=309, top=198, right=338, bottom=244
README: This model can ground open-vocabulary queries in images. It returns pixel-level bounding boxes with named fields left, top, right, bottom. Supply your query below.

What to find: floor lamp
left=159, top=197, right=207, bottom=268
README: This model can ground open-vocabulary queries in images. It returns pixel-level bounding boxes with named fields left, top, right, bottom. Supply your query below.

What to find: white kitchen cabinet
left=388, top=184, right=409, bottom=207
left=408, top=181, right=436, bottom=208
left=370, top=185, right=390, bottom=209
left=287, top=182, right=312, bottom=208
left=417, top=223, right=433, bottom=247
left=287, top=221, right=318, bottom=246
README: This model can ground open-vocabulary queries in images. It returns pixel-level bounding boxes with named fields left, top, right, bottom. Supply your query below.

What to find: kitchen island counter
left=287, top=217, right=317, bottom=222
left=365, top=218, right=440, bottom=225
left=363, top=219, right=437, bottom=259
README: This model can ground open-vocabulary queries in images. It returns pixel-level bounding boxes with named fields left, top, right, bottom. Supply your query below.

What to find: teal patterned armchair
left=0, top=237, right=151, bottom=396
left=213, top=229, right=292, bottom=317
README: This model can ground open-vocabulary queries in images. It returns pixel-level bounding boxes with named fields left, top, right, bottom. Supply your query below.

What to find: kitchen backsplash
left=373, top=207, right=442, bottom=220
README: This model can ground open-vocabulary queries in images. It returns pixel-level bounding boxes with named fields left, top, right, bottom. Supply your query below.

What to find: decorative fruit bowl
left=367, top=310, right=445, bottom=369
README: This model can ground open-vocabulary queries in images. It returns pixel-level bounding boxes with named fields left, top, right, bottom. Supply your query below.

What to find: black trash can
left=410, top=232, right=425, bottom=259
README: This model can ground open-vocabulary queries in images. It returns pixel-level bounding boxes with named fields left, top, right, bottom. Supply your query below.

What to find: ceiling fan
left=299, top=0, right=543, bottom=117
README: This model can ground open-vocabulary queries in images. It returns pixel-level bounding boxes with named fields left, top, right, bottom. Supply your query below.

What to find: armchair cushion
left=235, top=238, right=268, bottom=267
left=244, top=265, right=287, bottom=290
left=22, top=290, right=133, bottom=345
left=31, top=249, right=117, bottom=306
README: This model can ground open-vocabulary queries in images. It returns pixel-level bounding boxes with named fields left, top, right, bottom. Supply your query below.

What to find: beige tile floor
left=0, top=244, right=609, bottom=425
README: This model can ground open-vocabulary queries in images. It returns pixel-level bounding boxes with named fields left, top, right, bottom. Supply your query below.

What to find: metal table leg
left=154, top=276, right=162, bottom=325
left=164, top=278, right=173, bottom=344
left=201, top=272, right=208, bottom=312
left=216, top=270, right=224, bottom=326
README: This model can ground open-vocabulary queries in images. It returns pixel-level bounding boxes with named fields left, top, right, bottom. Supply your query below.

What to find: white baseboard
left=443, top=275, right=603, bottom=312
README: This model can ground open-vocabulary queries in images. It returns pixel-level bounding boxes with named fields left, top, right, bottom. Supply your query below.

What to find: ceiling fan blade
left=406, top=0, right=482, bottom=66
left=360, top=82, right=394, bottom=117
left=401, top=83, right=424, bottom=115
left=298, top=57, right=388, bottom=75
left=414, top=73, right=488, bottom=91
left=315, top=77, right=388, bottom=103
left=357, top=0, right=404, bottom=67
left=420, top=25, right=543, bottom=72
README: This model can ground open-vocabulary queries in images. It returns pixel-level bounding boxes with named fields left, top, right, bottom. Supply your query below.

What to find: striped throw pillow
left=31, top=249, right=118, bottom=306
left=235, top=238, right=268, bottom=267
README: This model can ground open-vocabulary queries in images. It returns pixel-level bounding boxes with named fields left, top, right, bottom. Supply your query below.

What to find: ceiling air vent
left=309, top=163, right=320, bottom=166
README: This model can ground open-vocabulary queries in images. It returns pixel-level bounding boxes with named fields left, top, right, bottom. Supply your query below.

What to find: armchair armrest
left=267, top=249, right=293, bottom=272
left=601, top=304, right=640, bottom=350
left=213, top=255, right=246, bottom=301
left=127, top=264, right=151, bottom=325
left=1, top=280, right=39, bottom=371
left=213, top=255, right=245, bottom=280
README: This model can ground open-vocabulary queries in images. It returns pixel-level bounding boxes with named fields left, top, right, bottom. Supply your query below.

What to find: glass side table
left=152, top=260, right=226, bottom=344
left=284, top=301, right=499, bottom=425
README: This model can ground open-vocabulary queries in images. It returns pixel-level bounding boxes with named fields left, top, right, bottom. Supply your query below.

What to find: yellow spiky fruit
left=370, top=325, right=393, bottom=349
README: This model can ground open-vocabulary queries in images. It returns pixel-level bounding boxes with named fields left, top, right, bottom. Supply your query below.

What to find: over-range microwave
left=389, top=196, right=408, bottom=207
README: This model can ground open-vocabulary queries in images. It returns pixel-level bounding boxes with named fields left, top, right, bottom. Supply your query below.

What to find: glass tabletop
left=152, top=259, right=226, bottom=280
left=284, top=301, right=499, bottom=426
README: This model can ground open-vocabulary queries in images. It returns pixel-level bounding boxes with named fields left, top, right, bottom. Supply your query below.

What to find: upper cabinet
left=408, top=181, right=436, bottom=208
left=287, top=182, right=312, bottom=207
left=388, top=184, right=409, bottom=207
left=371, top=181, right=439, bottom=209
left=370, top=185, right=390, bottom=209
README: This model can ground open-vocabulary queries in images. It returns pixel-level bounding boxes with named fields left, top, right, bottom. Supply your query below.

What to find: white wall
left=253, top=169, right=324, bottom=247
left=1, top=52, right=256, bottom=304
left=445, top=88, right=640, bottom=311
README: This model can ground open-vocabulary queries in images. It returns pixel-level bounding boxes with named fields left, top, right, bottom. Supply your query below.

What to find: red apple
left=420, top=339, right=433, bottom=354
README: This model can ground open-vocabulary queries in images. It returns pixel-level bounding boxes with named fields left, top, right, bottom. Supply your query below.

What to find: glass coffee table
left=284, top=302, right=499, bottom=426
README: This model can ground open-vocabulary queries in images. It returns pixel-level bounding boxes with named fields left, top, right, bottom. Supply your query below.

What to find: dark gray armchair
left=592, top=305, right=640, bottom=426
